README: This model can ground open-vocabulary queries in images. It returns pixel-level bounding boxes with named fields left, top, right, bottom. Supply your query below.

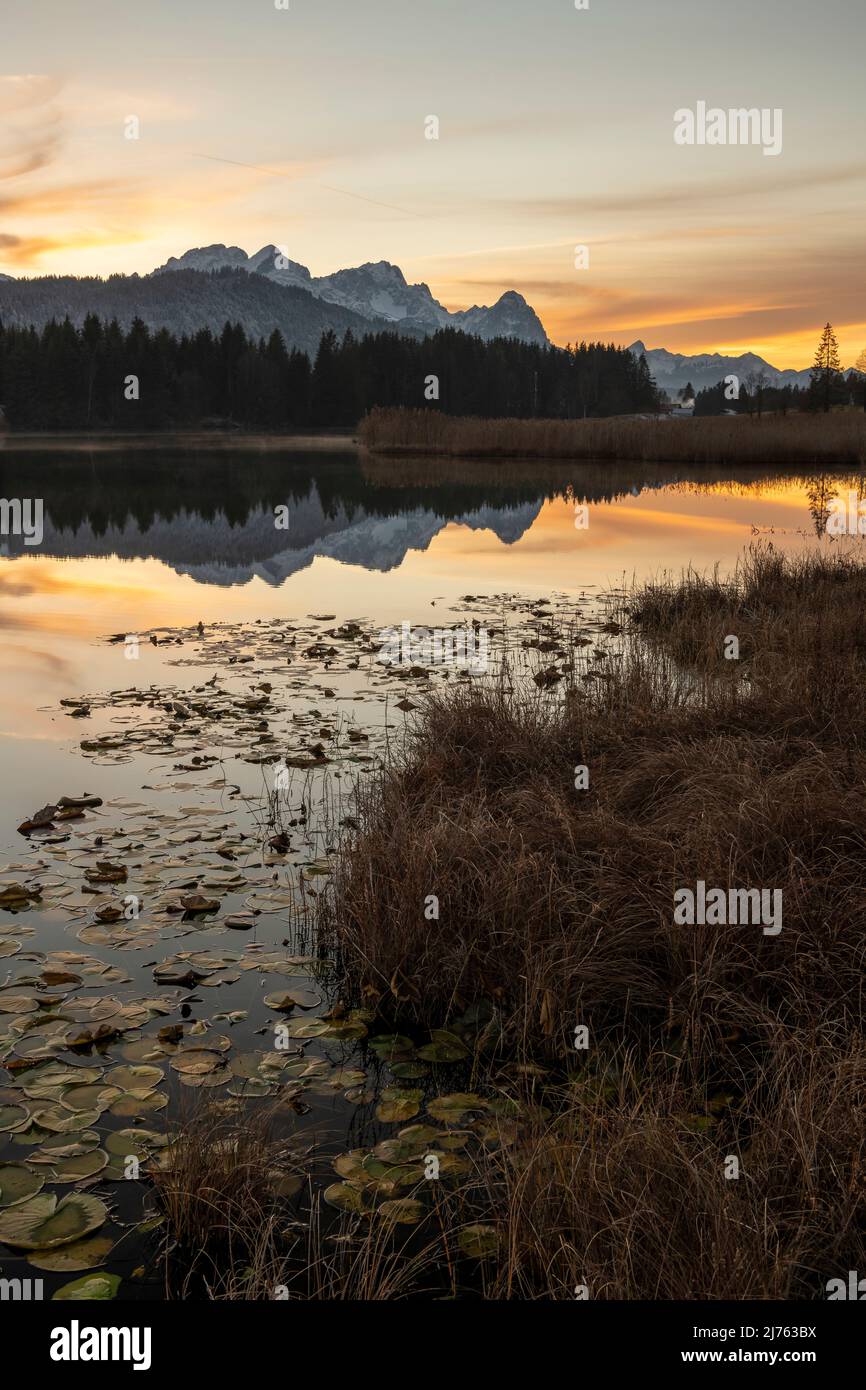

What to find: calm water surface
left=0, top=444, right=857, bottom=1297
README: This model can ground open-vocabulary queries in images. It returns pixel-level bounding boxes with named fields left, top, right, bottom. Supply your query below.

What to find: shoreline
left=0, top=429, right=360, bottom=453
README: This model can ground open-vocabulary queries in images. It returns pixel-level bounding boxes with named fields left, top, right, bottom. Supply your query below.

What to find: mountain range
left=154, top=244, right=549, bottom=344
left=0, top=244, right=548, bottom=356
left=628, top=340, right=814, bottom=395
left=0, top=247, right=840, bottom=390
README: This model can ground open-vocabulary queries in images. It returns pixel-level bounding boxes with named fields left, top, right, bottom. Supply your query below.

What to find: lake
left=0, top=441, right=859, bottom=1297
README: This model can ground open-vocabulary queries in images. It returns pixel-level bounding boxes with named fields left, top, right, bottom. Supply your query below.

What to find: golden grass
left=359, top=405, right=866, bottom=465
left=311, top=544, right=866, bottom=1297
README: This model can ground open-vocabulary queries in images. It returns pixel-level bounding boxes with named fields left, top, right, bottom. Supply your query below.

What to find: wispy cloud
left=0, top=75, right=64, bottom=179
left=492, top=162, right=866, bottom=220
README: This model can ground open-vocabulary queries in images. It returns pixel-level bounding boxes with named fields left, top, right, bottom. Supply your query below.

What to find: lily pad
left=52, top=1271, right=121, bottom=1300
left=109, top=1090, right=167, bottom=1117
left=60, top=1083, right=122, bottom=1114
left=169, top=1049, right=224, bottom=1075
left=368, top=1034, right=415, bottom=1059
left=106, top=1064, right=164, bottom=1093
left=428, top=1092, right=489, bottom=1124
left=28, top=1234, right=114, bottom=1273
left=49, top=1149, right=109, bottom=1183
left=0, top=1163, right=45, bottom=1207
left=323, top=1182, right=369, bottom=1214
left=0, top=1191, right=108, bottom=1250
left=104, top=1128, right=165, bottom=1159
left=417, top=1031, right=470, bottom=1063
left=389, top=1061, right=430, bottom=1080
left=376, top=1087, right=423, bottom=1124
left=264, top=988, right=321, bottom=1012
left=379, top=1198, right=425, bottom=1225
left=0, top=1104, right=29, bottom=1133
left=459, top=1224, right=500, bottom=1258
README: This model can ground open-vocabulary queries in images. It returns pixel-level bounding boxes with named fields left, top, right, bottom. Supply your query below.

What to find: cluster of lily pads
left=0, top=595, right=620, bottom=1297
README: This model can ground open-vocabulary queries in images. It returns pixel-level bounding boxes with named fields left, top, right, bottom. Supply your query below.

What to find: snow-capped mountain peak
left=156, top=244, right=250, bottom=274
left=150, top=243, right=549, bottom=344
left=628, top=340, right=812, bottom=394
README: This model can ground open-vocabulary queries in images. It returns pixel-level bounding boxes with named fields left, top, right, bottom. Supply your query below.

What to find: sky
left=1, top=0, right=864, bottom=368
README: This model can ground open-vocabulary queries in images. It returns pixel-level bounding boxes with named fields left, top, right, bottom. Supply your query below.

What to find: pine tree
left=810, top=322, right=841, bottom=413
left=854, top=347, right=866, bottom=413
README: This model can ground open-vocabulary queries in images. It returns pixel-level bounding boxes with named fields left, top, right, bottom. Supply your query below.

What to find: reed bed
left=359, top=405, right=866, bottom=466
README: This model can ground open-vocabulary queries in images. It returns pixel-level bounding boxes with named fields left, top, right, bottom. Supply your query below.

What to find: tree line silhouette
left=0, top=315, right=661, bottom=431
left=695, top=325, right=865, bottom=416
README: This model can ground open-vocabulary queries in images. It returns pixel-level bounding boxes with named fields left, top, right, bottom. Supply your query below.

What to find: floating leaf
left=323, top=1182, right=368, bottom=1214
left=344, top=1085, right=376, bottom=1104
left=49, top=1149, right=109, bottom=1183
left=267, top=1172, right=303, bottom=1198
left=459, top=1224, right=499, bottom=1258
left=278, top=1018, right=328, bottom=1040
left=397, top=1124, right=442, bottom=1145
left=389, top=1062, right=429, bottom=1080
left=29, top=1132, right=101, bottom=1164
left=333, top=1151, right=368, bottom=1182
left=0, top=993, right=39, bottom=1014
left=0, top=1191, right=108, bottom=1250
left=52, top=1271, right=121, bottom=1300
left=29, top=1105, right=102, bottom=1134
left=28, top=1234, right=114, bottom=1273
left=106, top=1064, right=164, bottom=1094
left=109, top=1091, right=167, bottom=1117
left=376, top=1087, right=422, bottom=1124
left=104, top=1128, right=165, bottom=1159
left=428, top=1092, right=489, bottom=1123
left=60, top=1084, right=122, bottom=1114
left=368, top=1034, right=415, bottom=1059
left=169, top=1050, right=224, bottom=1075
left=264, top=988, right=321, bottom=1012
left=417, top=1036, right=469, bottom=1063
left=379, top=1198, right=425, bottom=1225
left=0, top=1104, right=29, bottom=1133
left=0, top=1163, right=44, bottom=1207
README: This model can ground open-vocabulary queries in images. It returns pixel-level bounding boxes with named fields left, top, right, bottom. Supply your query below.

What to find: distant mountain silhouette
left=152, top=244, right=550, bottom=345
left=0, top=268, right=387, bottom=358
left=628, top=340, right=813, bottom=394
left=0, top=245, right=549, bottom=355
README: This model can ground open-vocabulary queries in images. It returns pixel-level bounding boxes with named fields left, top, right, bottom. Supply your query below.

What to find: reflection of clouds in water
left=0, top=641, right=75, bottom=678
left=0, top=572, right=39, bottom=598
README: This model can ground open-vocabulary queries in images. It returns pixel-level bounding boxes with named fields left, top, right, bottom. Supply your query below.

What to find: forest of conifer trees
left=0, top=315, right=662, bottom=431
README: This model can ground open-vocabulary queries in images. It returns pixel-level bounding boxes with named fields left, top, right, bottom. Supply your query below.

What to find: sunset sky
left=2, top=0, right=864, bottom=368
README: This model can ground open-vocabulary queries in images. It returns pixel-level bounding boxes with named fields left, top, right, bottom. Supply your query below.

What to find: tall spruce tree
left=810, top=322, right=841, bottom=413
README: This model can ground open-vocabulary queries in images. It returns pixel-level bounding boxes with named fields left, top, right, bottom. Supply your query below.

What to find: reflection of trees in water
left=0, top=444, right=858, bottom=548
left=805, top=475, right=838, bottom=536
left=804, top=472, right=866, bottom=537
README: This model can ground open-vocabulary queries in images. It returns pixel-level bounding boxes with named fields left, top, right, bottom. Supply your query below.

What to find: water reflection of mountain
left=19, top=499, right=543, bottom=584
left=0, top=446, right=834, bottom=578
